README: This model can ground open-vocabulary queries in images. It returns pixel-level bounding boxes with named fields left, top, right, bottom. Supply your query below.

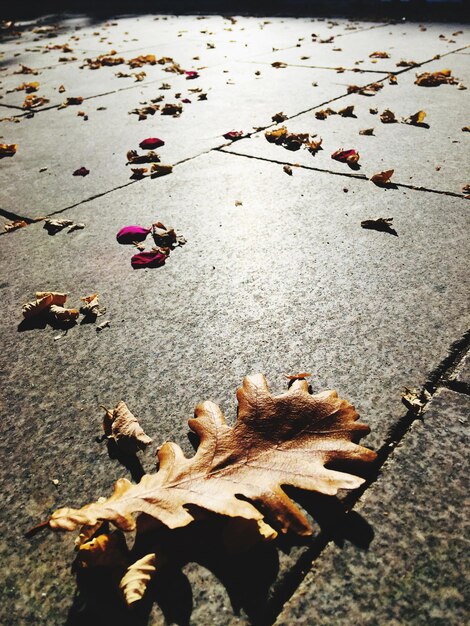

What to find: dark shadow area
left=104, top=438, right=146, bottom=483
left=1, top=1, right=468, bottom=23
left=17, top=312, right=77, bottom=332
left=64, top=488, right=374, bottom=626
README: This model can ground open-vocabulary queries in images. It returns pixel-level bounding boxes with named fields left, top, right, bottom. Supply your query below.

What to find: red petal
left=223, top=131, right=244, bottom=140
left=185, top=71, right=199, bottom=79
left=139, top=137, right=165, bottom=149
left=73, top=166, right=89, bottom=176
left=131, top=251, right=167, bottom=269
left=116, top=225, right=151, bottom=244
left=331, top=149, right=358, bottom=162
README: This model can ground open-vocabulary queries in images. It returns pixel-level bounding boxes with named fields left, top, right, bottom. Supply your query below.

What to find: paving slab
left=275, top=388, right=470, bottom=626
left=248, top=23, right=469, bottom=72
left=0, top=63, right=385, bottom=218
left=223, top=52, right=470, bottom=195
left=0, top=150, right=469, bottom=625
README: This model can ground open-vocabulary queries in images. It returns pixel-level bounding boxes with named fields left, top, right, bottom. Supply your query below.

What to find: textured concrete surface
left=0, top=12, right=469, bottom=626
left=275, top=388, right=470, bottom=626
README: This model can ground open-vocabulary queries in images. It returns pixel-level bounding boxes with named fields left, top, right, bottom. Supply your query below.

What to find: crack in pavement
left=260, top=327, right=470, bottom=626
left=216, top=147, right=469, bottom=199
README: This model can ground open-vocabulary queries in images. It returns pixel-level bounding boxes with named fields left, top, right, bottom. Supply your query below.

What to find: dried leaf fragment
left=370, top=169, right=394, bottom=186
left=4, top=219, right=28, bottom=232
left=76, top=532, right=129, bottom=569
left=49, top=374, right=376, bottom=536
left=80, top=293, right=103, bottom=319
left=127, top=150, right=160, bottom=164
left=415, top=69, right=457, bottom=87
left=380, top=109, right=397, bottom=124
left=120, top=554, right=157, bottom=605
left=361, top=217, right=397, bottom=236
left=161, top=103, right=182, bottom=116
left=22, top=94, right=49, bottom=109
left=404, top=110, right=427, bottom=126
left=150, top=163, right=173, bottom=178
left=43, top=219, right=74, bottom=234
left=271, top=61, right=287, bottom=68
left=338, top=105, right=355, bottom=117
left=283, top=164, right=293, bottom=176
left=49, top=304, right=80, bottom=322
left=272, top=112, right=287, bottom=123
left=369, top=51, right=390, bottom=58
left=102, top=401, right=153, bottom=454
left=58, top=96, right=84, bottom=109
left=359, top=128, right=374, bottom=135
left=401, top=387, right=429, bottom=415
left=315, top=108, right=336, bottom=120
left=0, top=143, right=18, bottom=158
left=22, top=292, right=67, bottom=319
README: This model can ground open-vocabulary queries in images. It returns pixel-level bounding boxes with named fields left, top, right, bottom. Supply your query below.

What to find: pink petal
left=73, top=166, right=89, bottom=176
left=131, top=251, right=167, bottom=269
left=139, top=137, right=165, bottom=149
left=182, top=98, right=191, bottom=104
left=223, top=131, right=244, bottom=140
left=185, top=71, right=199, bottom=79
left=116, top=225, right=151, bottom=244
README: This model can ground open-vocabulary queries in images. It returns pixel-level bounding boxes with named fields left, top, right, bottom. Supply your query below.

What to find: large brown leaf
left=50, top=375, right=376, bottom=536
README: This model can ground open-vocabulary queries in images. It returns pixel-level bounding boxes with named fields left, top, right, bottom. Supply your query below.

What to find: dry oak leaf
left=380, top=109, right=397, bottom=124
left=119, top=553, right=158, bottom=605
left=102, top=401, right=153, bottom=454
left=80, top=293, right=103, bottom=318
left=49, top=375, right=376, bottom=537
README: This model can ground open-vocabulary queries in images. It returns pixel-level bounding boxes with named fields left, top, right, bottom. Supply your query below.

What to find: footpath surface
left=0, top=13, right=469, bottom=626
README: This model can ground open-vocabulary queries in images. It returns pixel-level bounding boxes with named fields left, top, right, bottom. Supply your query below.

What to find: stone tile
left=0, top=63, right=384, bottom=218
left=224, top=52, right=470, bottom=194
left=275, top=388, right=470, bottom=626
left=248, top=23, right=469, bottom=72
left=0, top=151, right=469, bottom=624
left=451, top=353, right=470, bottom=386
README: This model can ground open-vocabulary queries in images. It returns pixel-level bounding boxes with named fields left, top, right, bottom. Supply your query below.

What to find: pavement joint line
left=259, top=327, right=470, bottom=626
left=444, top=379, right=470, bottom=396
left=216, top=148, right=468, bottom=200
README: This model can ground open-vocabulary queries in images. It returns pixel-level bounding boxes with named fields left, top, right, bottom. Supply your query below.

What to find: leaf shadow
left=64, top=490, right=373, bottom=626
left=17, top=313, right=77, bottom=332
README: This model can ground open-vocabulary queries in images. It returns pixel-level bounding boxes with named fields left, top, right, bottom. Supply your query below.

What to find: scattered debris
left=315, top=107, right=336, bottom=120
left=359, top=128, right=374, bottom=135
left=96, top=320, right=110, bottom=332
left=150, top=163, right=173, bottom=178
left=271, top=61, right=287, bottom=68
left=283, top=164, right=293, bottom=175
left=127, top=150, right=160, bottom=164
left=161, top=103, right=182, bottom=116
